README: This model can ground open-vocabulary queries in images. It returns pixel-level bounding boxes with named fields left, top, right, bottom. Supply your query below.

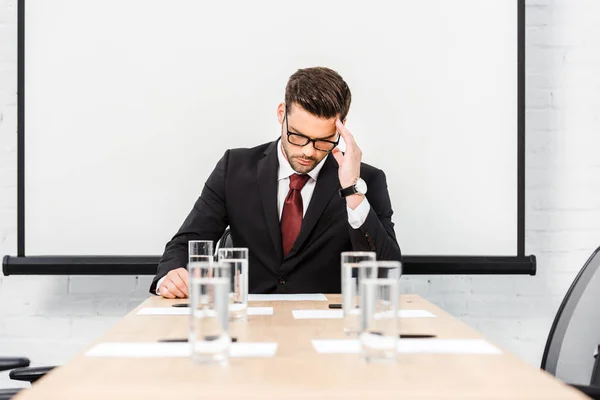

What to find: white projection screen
left=7, top=0, right=534, bottom=275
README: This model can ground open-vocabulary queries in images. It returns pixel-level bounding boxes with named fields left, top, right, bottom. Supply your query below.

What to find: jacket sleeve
left=149, top=150, right=230, bottom=294
left=348, top=168, right=401, bottom=261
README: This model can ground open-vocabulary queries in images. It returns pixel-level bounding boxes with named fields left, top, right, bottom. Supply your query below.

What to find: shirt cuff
left=347, top=197, right=371, bottom=229
left=155, top=276, right=166, bottom=295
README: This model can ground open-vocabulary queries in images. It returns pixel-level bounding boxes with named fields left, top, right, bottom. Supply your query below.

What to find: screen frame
left=3, top=0, right=535, bottom=276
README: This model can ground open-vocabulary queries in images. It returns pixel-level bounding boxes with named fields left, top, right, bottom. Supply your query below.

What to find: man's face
left=277, top=103, right=339, bottom=174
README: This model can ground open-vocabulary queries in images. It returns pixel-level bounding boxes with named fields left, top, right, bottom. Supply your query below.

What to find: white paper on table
left=292, top=309, right=435, bottom=319
left=399, top=310, right=436, bottom=318
left=312, top=339, right=361, bottom=354
left=86, top=342, right=190, bottom=358
left=85, top=342, right=278, bottom=358
left=248, top=294, right=327, bottom=301
left=311, top=339, right=502, bottom=355
left=137, top=307, right=189, bottom=316
left=136, top=306, right=274, bottom=316
left=292, top=309, right=343, bottom=319
left=246, top=307, right=274, bottom=316
left=230, top=342, right=278, bottom=358
left=397, top=339, right=502, bottom=354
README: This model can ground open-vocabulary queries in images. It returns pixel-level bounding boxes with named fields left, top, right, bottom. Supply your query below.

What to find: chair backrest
left=541, top=246, right=600, bottom=385
left=0, top=388, right=24, bottom=400
left=215, top=228, right=233, bottom=255
left=592, top=346, right=600, bottom=386
left=0, top=357, right=30, bottom=372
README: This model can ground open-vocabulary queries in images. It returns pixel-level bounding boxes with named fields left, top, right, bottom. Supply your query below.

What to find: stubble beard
left=282, top=142, right=318, bottom=174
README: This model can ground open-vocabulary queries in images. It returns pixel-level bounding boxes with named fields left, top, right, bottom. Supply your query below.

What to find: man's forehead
left=288, top=109, right=338, bottom=139
left=288, top=121, right=337, bottom=140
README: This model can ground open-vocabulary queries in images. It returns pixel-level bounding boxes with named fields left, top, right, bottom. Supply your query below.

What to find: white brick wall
left=1, top=0, right=600, bottom=390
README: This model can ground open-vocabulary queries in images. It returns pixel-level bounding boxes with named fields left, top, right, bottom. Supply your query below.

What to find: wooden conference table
left=15, top=294, right=587, bottom=399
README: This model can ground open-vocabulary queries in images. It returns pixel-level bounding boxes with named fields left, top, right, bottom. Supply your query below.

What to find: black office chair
left=0, top=357, right=29, bottom=372
left=0, top=357, right=29, bottom=400
left=9, top=366, right=55, bottom=383
left=593, top=346, right=600, bottom=386
left=1, top=231, right=233, bottom=396
left=0, top=389, right=22, bottom=400
left=541, top=245, right=600, bottom=399
left=0, top=357, right=55, bottom=398
left=215, top=227, right=234, bottom=254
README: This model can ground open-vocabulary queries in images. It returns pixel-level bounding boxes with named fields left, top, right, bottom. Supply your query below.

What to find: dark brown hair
left=285, top=67, right=352, bottom=121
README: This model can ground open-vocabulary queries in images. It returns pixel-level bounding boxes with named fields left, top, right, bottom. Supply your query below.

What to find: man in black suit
left=151, top=67, right=401, bottom=297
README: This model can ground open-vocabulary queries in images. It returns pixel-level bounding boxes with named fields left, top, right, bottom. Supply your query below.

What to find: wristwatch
left=339, top=177, right=368, bottom=198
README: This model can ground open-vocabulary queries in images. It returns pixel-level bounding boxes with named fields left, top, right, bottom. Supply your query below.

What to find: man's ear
left=277, top=102, right=286, bottom=124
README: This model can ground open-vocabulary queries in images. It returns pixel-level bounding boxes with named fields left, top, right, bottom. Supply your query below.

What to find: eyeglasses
left=284, top=105, right=340, bottom=153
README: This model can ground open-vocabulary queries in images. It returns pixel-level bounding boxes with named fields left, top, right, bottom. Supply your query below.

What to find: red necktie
left=281, top=174, right=311, bottom=256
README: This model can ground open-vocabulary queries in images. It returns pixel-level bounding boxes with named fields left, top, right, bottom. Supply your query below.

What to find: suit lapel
left=257, top=141, right=284, bottom=262
left=285, top=155, right=339, bottom=260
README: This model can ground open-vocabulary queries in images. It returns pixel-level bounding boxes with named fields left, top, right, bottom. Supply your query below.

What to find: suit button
left=278, top=277, right=286, bottom=285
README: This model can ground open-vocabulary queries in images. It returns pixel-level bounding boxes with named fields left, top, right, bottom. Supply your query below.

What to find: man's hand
left=158, top=267, right=189, bottom=299
left=332, top=119, right=364, bottom=210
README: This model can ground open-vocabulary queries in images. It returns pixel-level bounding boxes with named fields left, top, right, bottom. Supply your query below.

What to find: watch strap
left=339, top=184, right=358, bottom=198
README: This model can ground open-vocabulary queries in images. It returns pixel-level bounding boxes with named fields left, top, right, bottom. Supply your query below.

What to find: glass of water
left=341, top=251, right=376, bottom=335
left=188, top=261, right=231, bottom=366
left=360, top=277, right=399, bottom=363
left=189, top=240, right=214, bottom=263
left=358, top=260, right=402, bottom=282
left=218, top=248, right=249, bottom=321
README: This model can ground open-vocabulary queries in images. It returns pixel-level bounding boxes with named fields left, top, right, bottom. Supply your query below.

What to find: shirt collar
left=277, top=139, right=328, bottom=182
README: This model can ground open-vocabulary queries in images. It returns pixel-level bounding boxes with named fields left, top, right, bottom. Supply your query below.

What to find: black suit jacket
left=150, top=140, right=401, bottom=294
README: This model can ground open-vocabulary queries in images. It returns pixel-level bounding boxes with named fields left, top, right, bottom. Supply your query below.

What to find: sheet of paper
left=311, top=339, right=502, bottom=355
left=85, top=342, right=278, bottom=358
left=247, top=307, right=274, bottom=316
left=137, top=306, right=274, bottom=316
left=137, top=307, right=189, bottom=316
left=293, top=309, right=343, bottom=319
left=86, top=342, right=190, bottom=358
left=396, top=339, right=502, bottom=354
left=230, top=342, right=278, bottom=358
left=312, top=340, right=361, bottom=354
left=292, top=309, right=436, bottom=319
left=399, top=310, right=436, bottom=318
left=248, top=294, right=327, bottom=301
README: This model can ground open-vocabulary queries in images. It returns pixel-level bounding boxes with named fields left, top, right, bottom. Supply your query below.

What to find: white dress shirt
left=276, top=140, right=370, bottom=222
left=156, top=141, right=370, bottom=294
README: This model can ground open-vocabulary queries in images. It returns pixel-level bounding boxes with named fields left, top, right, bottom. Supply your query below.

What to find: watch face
left=356, top=178, right=368, bottom=195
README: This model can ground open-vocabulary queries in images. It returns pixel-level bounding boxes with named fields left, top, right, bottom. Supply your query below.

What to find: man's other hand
left=158, top=268, right=189, bottom=299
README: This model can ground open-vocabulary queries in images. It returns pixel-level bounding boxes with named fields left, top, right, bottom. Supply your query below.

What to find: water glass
left=218, top=248, right=249, bottom=321
left=341, top=251, right=376, bottom=334
left=360, top=277, right=399, bottom=362
left=189, top=240, right=214, bottom=263
left=358, top=260, right=402, bottom=281
left=188, top=261, right=231, bottom=366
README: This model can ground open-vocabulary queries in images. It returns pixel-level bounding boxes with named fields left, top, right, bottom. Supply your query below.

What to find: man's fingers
left=331, top=147, right=344, bottom=166
left=170, top=272, right=189, bottom=297
left=174, top=268, right=189, bottom=297
left=159, top=284, right=176, bottom=299
left=336, top=119, right=355, bottom=144
left=175, top=268, right=189, bottom=285
left=166, top=280, right=186, bottom=298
